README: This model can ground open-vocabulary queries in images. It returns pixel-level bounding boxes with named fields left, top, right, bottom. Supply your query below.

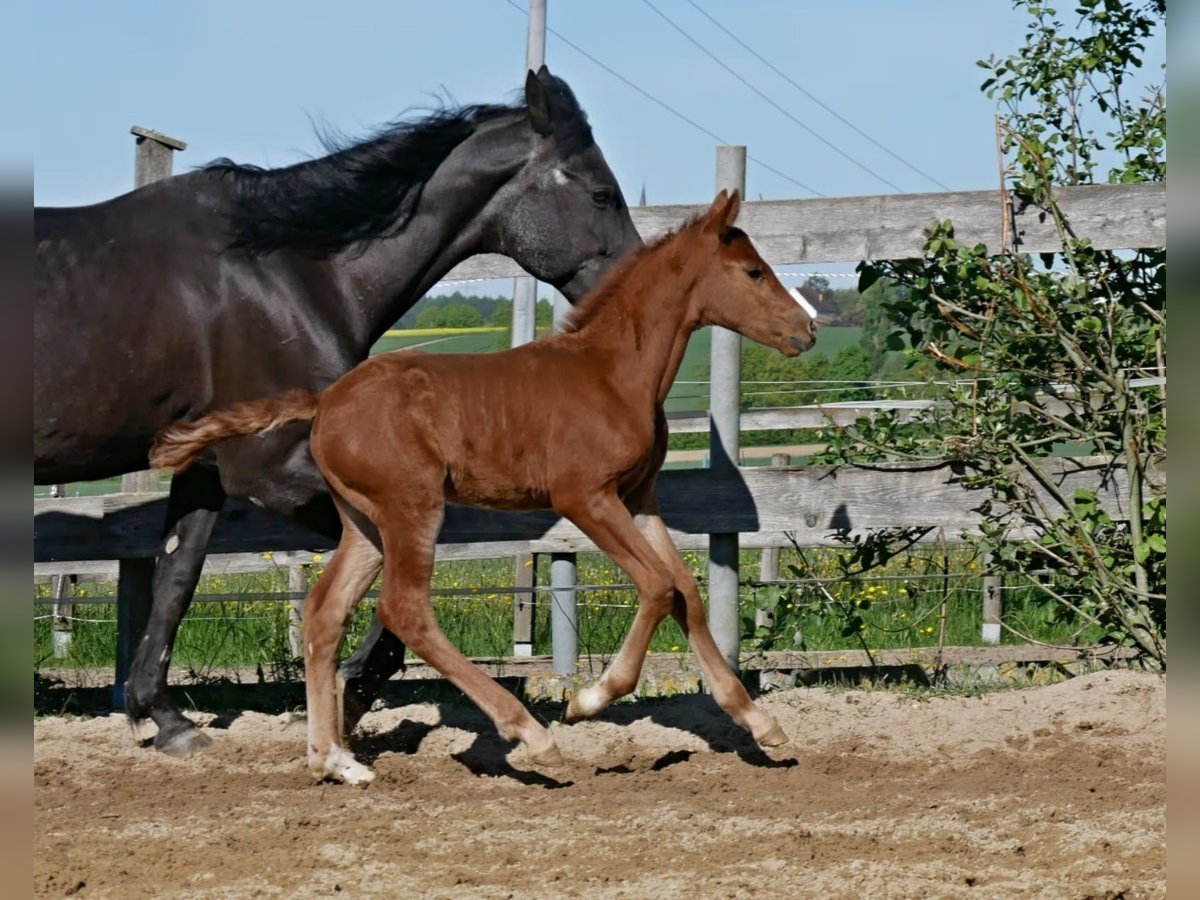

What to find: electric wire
left=684, top=0, right=953, bottom=191
left=500, top=0, right=822, bottom=196
left=641, top=0, right=906, bottom=193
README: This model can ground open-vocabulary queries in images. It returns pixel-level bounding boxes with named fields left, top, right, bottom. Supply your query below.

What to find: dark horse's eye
left=591, top=189, right=613, bottom=208
left=746, top=267, right=763, bottom=280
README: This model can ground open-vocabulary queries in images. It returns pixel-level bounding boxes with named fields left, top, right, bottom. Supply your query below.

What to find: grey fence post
left=113, top=126, right=186, bottom=709
left=708, top=145, right=747, bottom=671
left=550, top=553, right=578, bottom=674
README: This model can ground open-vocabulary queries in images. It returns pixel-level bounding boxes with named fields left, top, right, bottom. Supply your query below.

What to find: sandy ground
left=35, top=670, right=1164, bottom=899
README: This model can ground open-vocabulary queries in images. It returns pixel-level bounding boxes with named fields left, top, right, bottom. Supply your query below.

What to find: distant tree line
left=396, top=291, right=555, bottom=340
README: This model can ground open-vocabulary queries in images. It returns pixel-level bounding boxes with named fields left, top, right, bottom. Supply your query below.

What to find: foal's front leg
left=564, top=493, right=787, bottom=748
left=636, top=505, right=787, bottom=748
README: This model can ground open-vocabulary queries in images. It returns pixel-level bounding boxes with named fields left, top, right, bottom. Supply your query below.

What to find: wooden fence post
left=288, top=563, right=308, bottom=658
left=756, top=453, right=791, bottom=631
left=709, top=145, right=747, bottom=671
left=981, top=553, right=1001, bottom=644
left=48, top=484, right=74, bottom=659
left=512, top=553, right=537, bottom=656
left=113, top=126, right=186, bottom=709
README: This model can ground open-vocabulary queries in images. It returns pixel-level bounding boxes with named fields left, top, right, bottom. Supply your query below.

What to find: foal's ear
left=526, top=68, right=554, bottom=135
left=703, top=189, right=741, bottom=236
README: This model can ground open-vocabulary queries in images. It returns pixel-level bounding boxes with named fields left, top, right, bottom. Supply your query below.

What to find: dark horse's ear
left=526, top=66, right=554, bottom=135
left=703, top=189, right=741, bottom=236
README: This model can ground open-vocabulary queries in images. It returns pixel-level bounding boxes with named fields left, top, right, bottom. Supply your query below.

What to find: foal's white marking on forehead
left=789, top=287, right=819, bottom=319
left=552, top=167, right=569, bottom=186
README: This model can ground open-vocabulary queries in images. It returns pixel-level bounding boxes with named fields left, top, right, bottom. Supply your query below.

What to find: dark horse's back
left=34, top=173, right=328, bottom=485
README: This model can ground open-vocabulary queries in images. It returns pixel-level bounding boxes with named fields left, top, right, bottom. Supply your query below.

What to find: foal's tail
left=149, top=389, right=319, bottom=474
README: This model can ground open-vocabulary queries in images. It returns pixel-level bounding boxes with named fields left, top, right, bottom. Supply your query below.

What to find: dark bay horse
left=34, top=66, right=640, bottom=755
left=150, top=190, right=817, bottom=783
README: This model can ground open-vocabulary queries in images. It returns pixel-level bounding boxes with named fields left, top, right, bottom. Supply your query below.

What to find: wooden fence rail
left=443, top=181, right=1166, bottom=281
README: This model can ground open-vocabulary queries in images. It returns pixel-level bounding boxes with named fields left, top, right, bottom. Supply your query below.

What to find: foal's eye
left=591, top=189, right=613, bottom=208
left=746, top=267, right=763, bottom=280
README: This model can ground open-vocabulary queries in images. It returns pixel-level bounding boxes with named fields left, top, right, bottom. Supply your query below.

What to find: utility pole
left=511, top=0, right=549, bottom=658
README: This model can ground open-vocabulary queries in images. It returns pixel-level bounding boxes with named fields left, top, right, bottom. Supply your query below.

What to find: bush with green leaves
left=758, top=0, right=1166, bottom=667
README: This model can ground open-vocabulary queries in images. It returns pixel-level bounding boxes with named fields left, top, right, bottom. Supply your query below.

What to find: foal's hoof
left=564, top=687, right=605, bottom=724
left=155, top=724, right=214, bottom=758
left=754, top=722, right=789, bottom=749
left=313, top=746, right=375, bottom=786
left=528, top=742, right=565, bottom=767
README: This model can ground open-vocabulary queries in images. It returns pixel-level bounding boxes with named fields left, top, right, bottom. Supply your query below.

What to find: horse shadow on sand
left=351, top=685, right=798, bottom=789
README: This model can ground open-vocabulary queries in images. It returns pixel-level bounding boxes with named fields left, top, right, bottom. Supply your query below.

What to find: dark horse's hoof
left=154, top=723, right=214, bottom=757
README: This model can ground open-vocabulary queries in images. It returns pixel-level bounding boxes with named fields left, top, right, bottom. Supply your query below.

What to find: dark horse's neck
left=555, top=229, right=702, bottom=407
left=211, top=109, right=534, bottom=355
left=331, top=114, right=532, bottom=349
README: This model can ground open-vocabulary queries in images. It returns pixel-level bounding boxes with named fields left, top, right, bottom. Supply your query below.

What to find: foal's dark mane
left=205, top=77, right=593, bottom=259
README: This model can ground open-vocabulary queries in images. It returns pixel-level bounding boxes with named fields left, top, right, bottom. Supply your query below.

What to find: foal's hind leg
left=303, top=499, right=382, bottom=785
left=372, top=497, right=562, bottom=767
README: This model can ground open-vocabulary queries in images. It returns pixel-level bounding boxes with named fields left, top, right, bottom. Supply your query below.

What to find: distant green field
left=665, top=326, right=862, bottom=413
left=371, top=331, right=501, bottom=355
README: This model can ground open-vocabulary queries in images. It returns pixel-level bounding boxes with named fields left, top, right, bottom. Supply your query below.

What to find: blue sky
left=31, top=1, right=1165, bottom=284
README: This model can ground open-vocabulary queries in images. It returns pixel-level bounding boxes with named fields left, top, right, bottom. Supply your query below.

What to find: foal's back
left=311, top=342, right=655, bottom=513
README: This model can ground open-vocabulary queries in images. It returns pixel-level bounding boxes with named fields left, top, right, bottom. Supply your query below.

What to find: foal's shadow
left=353, top=704, right=574, bottom=789
left=570, top=692, right=799, bottom=771
left=354, top=689, right=796, bottom=784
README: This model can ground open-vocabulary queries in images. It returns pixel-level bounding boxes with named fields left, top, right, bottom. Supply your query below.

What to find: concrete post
left=708, top=145, right=747, bottom=670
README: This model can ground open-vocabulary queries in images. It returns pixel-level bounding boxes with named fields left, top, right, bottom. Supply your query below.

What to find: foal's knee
left=643, top=571, right=676, bottom=617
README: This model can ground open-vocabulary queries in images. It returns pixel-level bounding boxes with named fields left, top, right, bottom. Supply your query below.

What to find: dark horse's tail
left=149, top=389, right=319, bottom=474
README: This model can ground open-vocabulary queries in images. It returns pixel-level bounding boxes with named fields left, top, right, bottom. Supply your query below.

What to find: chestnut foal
left=151, top=189, right=816, bottom=784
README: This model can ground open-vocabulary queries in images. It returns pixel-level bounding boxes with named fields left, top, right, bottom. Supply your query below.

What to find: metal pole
left=510, top=275, right=537, bottom=348
left=510, top=0, right=547, bottom=353
left=526, top=0, right=547, bottom=74
left=550, top=553, right=578, bottom=675
left=708, top=145, right=746, bottom=670
left=550, top=291, right=580, bottom=675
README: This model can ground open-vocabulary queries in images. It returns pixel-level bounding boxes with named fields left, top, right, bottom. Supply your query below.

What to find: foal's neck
left=563, top=242, right=703, bottom=407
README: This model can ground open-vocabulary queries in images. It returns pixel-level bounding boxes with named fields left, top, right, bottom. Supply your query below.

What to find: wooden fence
left=33, top=134, right=1166, bottom=696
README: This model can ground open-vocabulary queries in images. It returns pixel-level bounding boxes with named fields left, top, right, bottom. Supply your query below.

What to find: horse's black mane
left=205, top=77, right=593, bottom=258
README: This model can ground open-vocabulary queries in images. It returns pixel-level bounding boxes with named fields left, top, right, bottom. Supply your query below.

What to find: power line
left=641, top=0, right=906, bottom=194
left=500, top=0, right=822, bottom=197
left=685, top=0, right=952, bottom=191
